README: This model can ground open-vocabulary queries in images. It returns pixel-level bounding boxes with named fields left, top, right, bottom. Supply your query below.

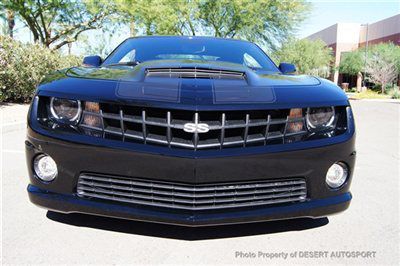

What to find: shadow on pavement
left=46, top=211, right=329, bottom=240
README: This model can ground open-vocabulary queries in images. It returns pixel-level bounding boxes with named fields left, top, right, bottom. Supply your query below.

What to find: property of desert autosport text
left=234, top=251, right=377, bottom=260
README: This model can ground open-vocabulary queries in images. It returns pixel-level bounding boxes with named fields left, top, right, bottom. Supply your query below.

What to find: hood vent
left=146, top=68, right=245, bottom=79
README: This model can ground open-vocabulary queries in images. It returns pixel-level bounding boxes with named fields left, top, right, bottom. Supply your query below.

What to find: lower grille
left=77, top=174, right=307, bottom=210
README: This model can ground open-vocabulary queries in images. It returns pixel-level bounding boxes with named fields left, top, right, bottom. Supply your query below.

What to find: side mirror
left=83, top=55, right=103, bottom=67
left=279, top=63, right=296, bottom=74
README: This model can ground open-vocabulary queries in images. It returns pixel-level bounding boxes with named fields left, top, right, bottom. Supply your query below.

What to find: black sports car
left=26, top=36, right=356, bottom=226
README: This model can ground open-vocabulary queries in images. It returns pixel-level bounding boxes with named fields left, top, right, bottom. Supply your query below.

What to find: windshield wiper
left=106, top=61, right=141, bottom=67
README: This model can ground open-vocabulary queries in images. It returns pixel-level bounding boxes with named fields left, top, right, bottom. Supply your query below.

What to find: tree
left=369, top=43, right=400, bottom=74
left=366, top=55, right=397, bottom=94
left=6, top=9, right=15, bottom=38
left=366, top=43, right=400, bottom=93
left=116, top=0, right=309, bottom=50
left=0, top=5, right=15, bottom=37
left=116, top=0, right=198, bottom=36
left=339, top=43, right=400, bottom=92
left=81, top=30, right=113, bottom=58
left=273, top=38, right=333, bottom=77
left=339, top=49, right=365, bottom=91
left=198, top=0, right=310, bottom=50
left=339, top=49, right=364, bottom=75
left=0, top=11, right=6, bottom=35
left=2, top=0, right=116, bottom=50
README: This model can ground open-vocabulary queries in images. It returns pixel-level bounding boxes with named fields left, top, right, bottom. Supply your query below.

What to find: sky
left=9, top=0, right=400, bottom=55
left=298, top=0, right=400, bottom=38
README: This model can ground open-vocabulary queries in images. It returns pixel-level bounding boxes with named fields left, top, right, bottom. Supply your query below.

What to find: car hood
left=38, top=60, right=348, bottom=110
left=64, top=59, right=321, bottom=85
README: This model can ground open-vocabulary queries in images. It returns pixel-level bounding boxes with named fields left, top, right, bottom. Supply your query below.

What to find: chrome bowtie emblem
left=183, top=123, right=210, bottom=133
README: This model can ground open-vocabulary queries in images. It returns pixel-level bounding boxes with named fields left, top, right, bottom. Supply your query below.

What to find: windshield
left=102, top=37, right=279, bottom=71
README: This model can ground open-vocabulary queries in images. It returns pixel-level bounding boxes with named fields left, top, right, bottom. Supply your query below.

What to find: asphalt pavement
left=1, top=100, right=399, bottom=265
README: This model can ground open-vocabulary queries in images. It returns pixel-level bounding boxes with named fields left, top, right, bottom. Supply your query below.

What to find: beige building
left=306, top=14, right=400, bottom=85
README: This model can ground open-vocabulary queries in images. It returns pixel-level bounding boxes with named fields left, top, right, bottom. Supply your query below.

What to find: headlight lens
left=306, top=107, right=335, bottom=131
left=50, top=97, right=82, bottom=123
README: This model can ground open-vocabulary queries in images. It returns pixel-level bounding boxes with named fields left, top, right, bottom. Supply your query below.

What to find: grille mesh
left=77, top=174, right=307, bottom=210
left=79, top=105, right=308, bottom=150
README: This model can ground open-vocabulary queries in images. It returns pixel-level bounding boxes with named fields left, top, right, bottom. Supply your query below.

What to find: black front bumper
left=26, top=123, right=356, bottom=226
left=28, top=184, right=351, bottom=226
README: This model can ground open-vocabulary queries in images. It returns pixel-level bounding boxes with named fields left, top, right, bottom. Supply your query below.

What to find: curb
left=349, top=98, right=400, bottom=103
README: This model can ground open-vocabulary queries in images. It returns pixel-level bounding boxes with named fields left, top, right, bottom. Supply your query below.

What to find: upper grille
left=79, top=105, right=308, bottom=150
left=77, top=174, right=307, bottom=210
left=146, top=68, right=245, bottom=79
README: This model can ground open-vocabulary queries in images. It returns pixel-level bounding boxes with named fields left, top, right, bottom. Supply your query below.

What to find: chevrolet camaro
left=26, top=36, right=356, bottom=226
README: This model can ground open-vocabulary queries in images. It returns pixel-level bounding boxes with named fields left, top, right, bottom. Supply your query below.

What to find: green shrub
left=353, top=89, right=390, bottom=99
left=387, top=85, right=400, bottom=99
left=0, top=36, right=81, bottom=103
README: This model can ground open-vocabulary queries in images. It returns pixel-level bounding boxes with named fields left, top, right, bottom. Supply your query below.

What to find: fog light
left=33, top=154, right=58, bottom=182
left=326, top=162, right=348, bottom=188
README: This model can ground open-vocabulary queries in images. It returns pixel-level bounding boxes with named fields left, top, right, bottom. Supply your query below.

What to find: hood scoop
left=146, top=67, right=245, bottom=80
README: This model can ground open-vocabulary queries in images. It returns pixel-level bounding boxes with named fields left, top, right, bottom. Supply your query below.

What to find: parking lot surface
left=1, top=101, right=399, bottom=265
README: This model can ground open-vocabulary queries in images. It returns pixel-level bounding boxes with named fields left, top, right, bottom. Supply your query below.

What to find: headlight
left=50, top=97, right=82, bottom=124
left=306, top=107, right=335, bottom=131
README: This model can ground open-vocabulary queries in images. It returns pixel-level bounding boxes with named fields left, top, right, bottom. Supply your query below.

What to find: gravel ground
left=1, top=100, right=399, bottom=265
